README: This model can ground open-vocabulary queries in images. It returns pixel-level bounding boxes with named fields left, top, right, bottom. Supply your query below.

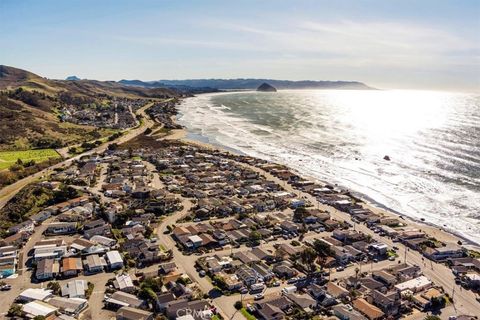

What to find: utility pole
left=451, top=286, right=456, bottom=312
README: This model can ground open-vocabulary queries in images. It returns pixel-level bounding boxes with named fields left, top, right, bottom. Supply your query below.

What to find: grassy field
left=0, top=149, right=61, bottom=170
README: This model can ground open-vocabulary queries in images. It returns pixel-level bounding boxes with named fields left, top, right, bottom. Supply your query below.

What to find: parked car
left=336, top=266, right=345, bottom=272
left=199, top=270, right=206, bottom=277
left=0, top=284, right=11, bottom=291
left=254, top=293, right=264, bottom=300
left=287, top=277, right=299, bottom=284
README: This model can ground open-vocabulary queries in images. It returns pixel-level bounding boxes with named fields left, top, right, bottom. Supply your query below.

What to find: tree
left=8, top=304, right=22, bottom=317
left=47, top=281, right=60, bottom=295
left=424, top=316, right=441, bottom=320
left=354, top=267, right=360, bottom=287
left=313, top=239, right=333, bottom=268
left=293, top=207, right=307, bottom=222
left=234, top=301, right=243, bottom=310
left=249, top=231, right=261, bottom=243
left=300, top=247, right=318, bottom=275
left=108, top=143, right=118, bottom=150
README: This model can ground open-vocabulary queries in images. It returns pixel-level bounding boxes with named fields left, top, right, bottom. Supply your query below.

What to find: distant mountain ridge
left=119, top=78, right=374, bottom=90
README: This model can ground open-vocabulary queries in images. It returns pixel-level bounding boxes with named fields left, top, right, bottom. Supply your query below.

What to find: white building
left=22, top=300, right=58, bottom=318
left=395, top=276, right=432, bottom=293
left=106, top=250, right=124, bottom=269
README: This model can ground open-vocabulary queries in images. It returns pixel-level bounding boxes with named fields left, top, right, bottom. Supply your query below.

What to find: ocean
left=177, top=90, right=480, bottom=244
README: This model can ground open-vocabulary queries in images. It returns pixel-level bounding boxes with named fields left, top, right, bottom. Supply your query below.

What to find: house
left=90, top=235, right=117, bottom=247
left=254, top=296, right=292, bottom=320
left=273, top=261, right=297, bottom=278
left=155, top=293, right=176, bottom=312
left=106, top=250, right=124, bottom=269
left=327, top=282, right=349, bottom=299
left=332, top=246, right=354, bottom=265
left=61, top=257, right=83, bottom=277
left=83, top=254, right=107, bottom=273
left=217, top=271, right=243, bottom=291
left=47, top=296, right=88, bottom=316
left=0, top=231, right=30, bottom=247
left=0, top=255, right=16, bottom=277
left=34, top=246, right=67, bottom=261
left=105, top=291, right=146, bottom=309
left=372, top=271, right=397, bottom=287
left=36, top=258, right=59, bottom=280
left=424, top=244, right=465, bottom=261
left=280, top=220, right=299, bottom=233
left=84, top=224, right=112, bottom=239
left=333, top=304, right=367, bottom=320
left=252, top=262, right=275, bottom=281
left=251, top=247, right=275, bottom=263
left=394, top=276, right=432, bottom=293
left=30, top=210, right=53, bottom=224
left=286, top=293, right=317, bottom=312
left=370, top=290, right=401, bottom=316
left=389, top=264, right=421, bottom=282
left=61, top=280, right=88, bottom=298
left=18, top=288, right=53, bottom=303
left=8, top=220, right=35, bottom=234
left=159, top=262, right=177, bottom=274
left=116, top=306, right=154, bottom=320
left=70, top=238, right=95, bottom=252
left=353, top=298, right=385, bottom=320
left=236, top=265, right=258, bottom=286
left=188, top=235, right=203, bottom=248
left=165, top=299, right=212, bottom=320
left=413, top=288, right=445, bottom=311
left=22, top=300, right=58, bottom=318
left=45, top=222, right=77, bottom=235
left=369, top=243, right=388, bottom=256
left=114, top=274, right=136, bottom=293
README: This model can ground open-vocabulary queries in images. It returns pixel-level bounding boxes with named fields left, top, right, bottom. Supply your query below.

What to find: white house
left=106, top=250, right=124, bottom=269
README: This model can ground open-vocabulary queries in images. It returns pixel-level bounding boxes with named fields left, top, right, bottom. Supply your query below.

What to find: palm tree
left=354, top=267, right=360, bottom=287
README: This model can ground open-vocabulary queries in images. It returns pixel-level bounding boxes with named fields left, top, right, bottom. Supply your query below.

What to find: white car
left=254, top=293, right=264, bottom=300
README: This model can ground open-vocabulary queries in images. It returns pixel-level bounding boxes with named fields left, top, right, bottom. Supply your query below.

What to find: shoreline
left=171, top=94, right=480, bottom=250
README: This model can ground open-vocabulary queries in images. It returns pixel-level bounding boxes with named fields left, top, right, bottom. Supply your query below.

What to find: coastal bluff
left=256, top=82, right=277, bottom=92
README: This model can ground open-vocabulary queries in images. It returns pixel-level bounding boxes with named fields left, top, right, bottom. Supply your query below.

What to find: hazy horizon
left=1, top=0, right=479, bottom=92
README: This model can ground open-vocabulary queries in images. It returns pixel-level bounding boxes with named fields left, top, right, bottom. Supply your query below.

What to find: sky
left=1, top=0, right=479, bottom=91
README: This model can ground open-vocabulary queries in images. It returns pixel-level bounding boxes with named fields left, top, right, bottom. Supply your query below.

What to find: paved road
left=0, top=102, right=158, bottom=210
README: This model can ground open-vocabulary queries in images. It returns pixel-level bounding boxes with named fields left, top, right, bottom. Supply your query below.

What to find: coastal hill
left=256, top=82, right=277, bottom=92
left=0, top=65, right=178, bottom=151
left=119, top=79, right=219, bottom=94
left=119, top=78, right=374, bottom=90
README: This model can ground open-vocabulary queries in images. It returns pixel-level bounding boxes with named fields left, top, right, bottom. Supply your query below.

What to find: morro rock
left=256, top=82, right=277, bottom=92
left=66, top=75, right=80, bottom=81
